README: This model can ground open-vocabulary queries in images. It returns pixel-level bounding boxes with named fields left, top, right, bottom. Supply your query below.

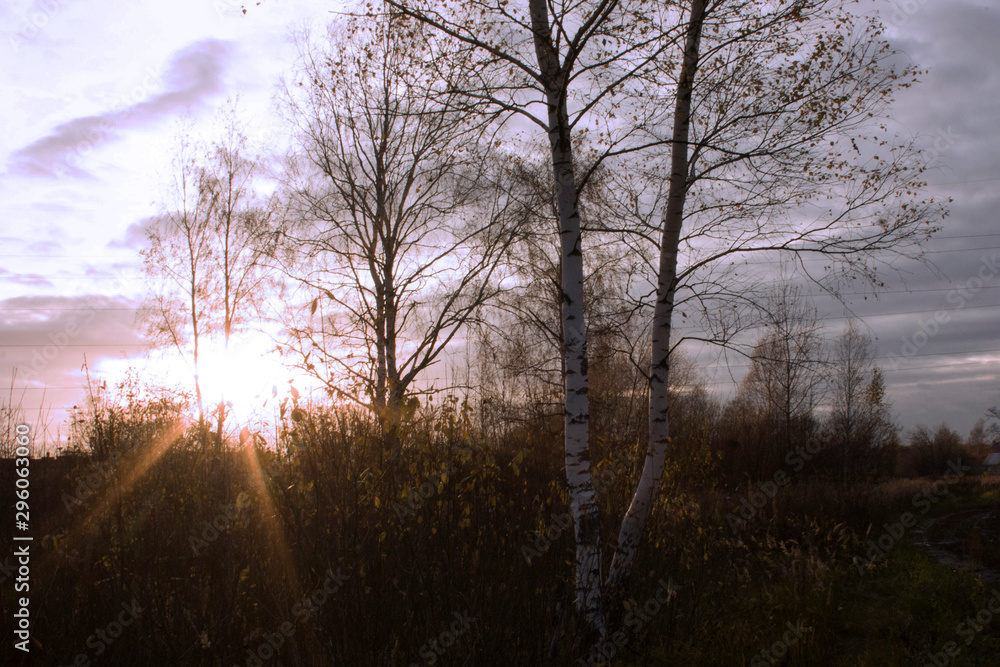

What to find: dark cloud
left=834, top=1, right=1000, bottom=433
left=7, top=39, right=233, bottom=179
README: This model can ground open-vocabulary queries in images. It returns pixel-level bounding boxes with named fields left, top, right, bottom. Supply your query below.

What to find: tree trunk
left=607, top=0, right=707, bottom=598
left=528, top=0, right=604, bottom=640
left=383, top=279, right=402, bottom=457
left=190, top=275, right=207, bottom=449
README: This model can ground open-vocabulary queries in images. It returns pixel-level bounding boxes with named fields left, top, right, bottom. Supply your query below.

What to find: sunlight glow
left=96, top=330, right=321, bottom=439
left=196, top=335, right=294, bottom=414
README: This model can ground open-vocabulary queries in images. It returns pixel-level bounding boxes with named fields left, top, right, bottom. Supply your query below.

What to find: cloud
left=0, top=267, right=54, bottom=288
left=0, top=293, right=141, bottom=384
left=23, top=239, right=64, bottom=254
left=108, top=216, right=160, bottom=250
left=837, top=0, right=1000, bottom=433
left=0, top=293, right=143, bottom=439
left=7, top=39, right=233, bottom=179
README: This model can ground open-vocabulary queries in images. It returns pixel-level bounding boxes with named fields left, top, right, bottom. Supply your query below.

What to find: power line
left=695, top=358, right=996, bottom=375
left=925, top=177, right=1000, bottom=187
left=2, top=233, right=997, bottom=270
left=2, top=299, right=996, bottom=319
left=880, top=361, right=999, bottom=373
left=20, top=250, right=982, bottom=276
left=930, top=233, right=1000, bottom=240
left=920, top=245, right=1000, bottom=254
left=794, top=285, right=1000, bottom=297
left=0, top=343, right=144, bottom=347
left=685, top=348, right=1000, bottom=371
left=817, top=302, right=1000, bottom=321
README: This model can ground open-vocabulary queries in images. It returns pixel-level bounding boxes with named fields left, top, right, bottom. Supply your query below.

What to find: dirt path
left=912, top=508, right=1000, bottom=584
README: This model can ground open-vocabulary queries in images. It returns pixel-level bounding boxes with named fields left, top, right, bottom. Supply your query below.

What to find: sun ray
left=37, top=420, right=185, bottom=578
left=241, top=442, right=304, bottom=602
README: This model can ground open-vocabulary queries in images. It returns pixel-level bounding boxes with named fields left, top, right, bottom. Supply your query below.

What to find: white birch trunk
left=529, top=0, right=605, bottom=638
left=607, top=0, right=708, bottom=596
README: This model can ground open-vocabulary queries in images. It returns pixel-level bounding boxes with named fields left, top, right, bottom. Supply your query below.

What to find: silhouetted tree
left=280, top=15, right=521, bottom=453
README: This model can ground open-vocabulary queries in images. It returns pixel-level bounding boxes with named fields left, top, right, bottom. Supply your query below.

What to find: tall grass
left=1, top=370, right=51, bottom=457
left=3, top=386, right=1000, bottom=666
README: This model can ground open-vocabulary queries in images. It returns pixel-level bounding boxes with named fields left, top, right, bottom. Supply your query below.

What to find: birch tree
left=380, top=0, right=689, bottom=633
left=474, top=152, right=647, bottom=445
left=737, top=284, right=827, bottom=454
left=202, top=117, right=279, bottom=450
left=600, top=0, right=942, bottom=593
left=830, top=321, right=896, bottom=483
left=384, top=0, right=944, bottom=639
left=141, top=140, right=219, bottom=443
left=141, top=121, right=277, bottom=449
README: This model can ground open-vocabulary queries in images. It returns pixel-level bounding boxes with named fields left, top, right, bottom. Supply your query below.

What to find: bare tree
left=205, top=113, right=280, bottom=450
left=279, top=15, right=521, bottom=451
left=141, top=138, right=218, bottom=442
left=987, top=403, right=1000, bottom=442
left=474, top=152, right=648, bottom=446
left=736, top=283, right=827, bottom=462
left=380, top=0, right=693, bottom=633
left=829, top=319, right=897, bottom=483
left=141, top=118, right=277, bottom=449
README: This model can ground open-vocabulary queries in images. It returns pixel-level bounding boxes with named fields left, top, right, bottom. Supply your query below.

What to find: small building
left=983, top=451, right=1000, bottom=474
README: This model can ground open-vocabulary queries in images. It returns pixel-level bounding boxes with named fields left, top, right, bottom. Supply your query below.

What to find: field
left=3, top=401, right=1000, bottom=667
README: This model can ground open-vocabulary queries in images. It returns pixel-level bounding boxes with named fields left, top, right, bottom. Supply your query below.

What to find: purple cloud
left=0, top=268, right=54, bottom=288
left=108, top=216, right=160, bottom=250
left=8, top=39, right=233, bottom=178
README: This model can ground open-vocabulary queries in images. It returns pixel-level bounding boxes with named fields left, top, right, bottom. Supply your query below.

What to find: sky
left=0, top=0, right=997, bottom=450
